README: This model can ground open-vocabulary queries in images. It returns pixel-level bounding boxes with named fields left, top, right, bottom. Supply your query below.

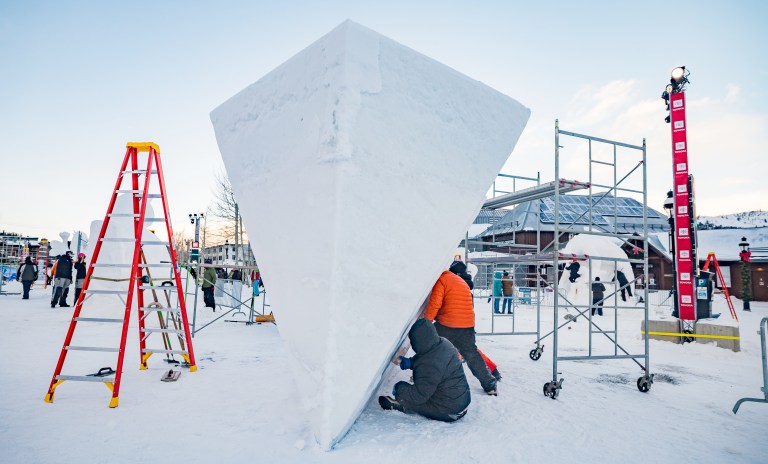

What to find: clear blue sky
left=1, top=0, right=766, bottom=241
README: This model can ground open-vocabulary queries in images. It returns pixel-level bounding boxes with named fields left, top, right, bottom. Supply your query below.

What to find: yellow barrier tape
left=641, top=331, right=740, bottom=341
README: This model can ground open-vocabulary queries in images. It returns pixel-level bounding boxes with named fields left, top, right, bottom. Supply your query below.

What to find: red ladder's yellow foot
left=109, top=397, right=119, bottom=408
left=189, top=365, right=198, bottom=372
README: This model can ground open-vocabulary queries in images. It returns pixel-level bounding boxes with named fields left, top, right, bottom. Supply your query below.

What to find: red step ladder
left=44, top=142, right=197, bottom=408
left=701, top=252, right=739, bottom=321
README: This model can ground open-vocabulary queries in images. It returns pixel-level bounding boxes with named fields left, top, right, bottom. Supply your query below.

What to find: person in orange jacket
left=449, top=260, right=502, bottom=381
left=423, top=267, right=498, bottom=395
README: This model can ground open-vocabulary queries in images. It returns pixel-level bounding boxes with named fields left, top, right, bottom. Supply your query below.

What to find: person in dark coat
left=591, top=277, right=606, bottom=316
left=615, top=270, right=632, bottom=302
left=202, top=260, right=217, bottom=310
left=51, top=251, right=74, bottom=308
left=16, top=256, right=38, bottom=299
left=565, top=260, right=581, bottom=283
left=73, top=253, right=87, bottom=304
left=501, top=271, right=514, bottom=314
left=379, top=318, right=471, bottom=422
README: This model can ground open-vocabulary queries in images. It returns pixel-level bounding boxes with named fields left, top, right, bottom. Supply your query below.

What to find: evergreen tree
left=741, top=261, right=752, bottom=304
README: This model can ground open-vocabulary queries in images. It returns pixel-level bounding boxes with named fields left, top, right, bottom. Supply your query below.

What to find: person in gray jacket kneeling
left=379, top=318, right=471, bottom=422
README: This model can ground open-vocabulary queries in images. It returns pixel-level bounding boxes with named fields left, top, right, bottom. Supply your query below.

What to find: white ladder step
left=108, top=214, right=139, bottom=217
left=90, top=263, right=172, bottom=268
left=139, top=307, right=180, bottom=313
left=66, top=346, right=120, bottom=353
left=74, top=317, right=124, bottom=323
left=142, top=349, right=188, bottom=355
left=100, top=238, right=169, bottom=245
left=114, top=190, right=162, bottom=199
left=122, top=170, right=157, bottom=174
left=140, top=285, right=176, bottom=291
left=56, top=374, right=115, bottom=383
left=141, top=327, right=185, bottom=334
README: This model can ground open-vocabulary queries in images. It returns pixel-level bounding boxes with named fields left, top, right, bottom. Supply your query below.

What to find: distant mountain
left=698, top=211, right=768, bottom=229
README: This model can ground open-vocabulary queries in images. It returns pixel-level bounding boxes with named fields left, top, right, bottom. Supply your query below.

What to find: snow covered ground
left=1, top=281, right=767, bottom=463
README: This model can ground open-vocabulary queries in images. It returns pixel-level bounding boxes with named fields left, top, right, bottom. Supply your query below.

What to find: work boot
left=378, top=396, right=404, bottom=412
left=491, top=368, right=502, bottom=381
left=484, top=380, right=498, bottom=396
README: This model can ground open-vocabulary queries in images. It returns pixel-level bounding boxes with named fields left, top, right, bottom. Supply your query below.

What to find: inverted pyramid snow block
left=210, top=20, right=530, bottom=449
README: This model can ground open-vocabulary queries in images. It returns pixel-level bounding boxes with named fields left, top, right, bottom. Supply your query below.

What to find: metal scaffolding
left=541, top=120, right=652, bottom=399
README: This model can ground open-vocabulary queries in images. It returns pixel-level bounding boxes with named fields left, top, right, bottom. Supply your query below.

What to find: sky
left=1, top=0, right=766, bottom=242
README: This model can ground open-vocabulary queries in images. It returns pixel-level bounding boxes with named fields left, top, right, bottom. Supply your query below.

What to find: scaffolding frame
left=543, top=120, right=652, bottom=399
left=472, top=174, right=543, bottom=338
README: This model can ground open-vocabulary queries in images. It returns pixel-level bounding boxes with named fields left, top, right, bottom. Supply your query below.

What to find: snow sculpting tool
left=161, top=369, right=181, bottom=382
left=44, top=142, right=197, bottom=408
left=210, top=20, right=530, bottom=449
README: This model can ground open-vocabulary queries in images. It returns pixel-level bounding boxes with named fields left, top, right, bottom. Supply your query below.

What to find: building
left=652, top=227, right=768, bottom=302
left=474, top=194, right=673, bottom=288
left=201, top=242, right=256, bottom=267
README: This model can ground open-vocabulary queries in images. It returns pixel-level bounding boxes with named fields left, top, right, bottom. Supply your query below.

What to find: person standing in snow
left=202, top=259, right=217, bottom=310
left=16, top=256, right=38, bottom=299
left=501, top=270, right=514, bottom=314
left=379, top=318, right=470, bottom=422
left=51, top=251, right=74, bottom=308
left=423, top=267, right=498, bottom=395
left=591, top=277, right=606, bottom=316
left=448, top=260, right=502, bottom=381
left=73, top=253, right=87, bottom=304
left=492, top=270, right=503, bottom=314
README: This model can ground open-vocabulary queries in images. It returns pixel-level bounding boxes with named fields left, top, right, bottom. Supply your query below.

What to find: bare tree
left=211, top=170, right=239, bottom=222
left=172, top=230, right=189, bottom=262
left=208, top=170, right=249, bottom=263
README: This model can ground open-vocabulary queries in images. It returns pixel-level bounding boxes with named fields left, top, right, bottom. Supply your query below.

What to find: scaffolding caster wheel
left=637, top=374, right=654, bottom=393
left=543, top=378, right=563, bottom=399
left=529, top=346, right=543, bottom=361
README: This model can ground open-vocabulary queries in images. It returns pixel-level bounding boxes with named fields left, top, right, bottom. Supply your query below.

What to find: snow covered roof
left=651, top=227, right=768, bottom=262
left=478, top=195, right=669, bottom=237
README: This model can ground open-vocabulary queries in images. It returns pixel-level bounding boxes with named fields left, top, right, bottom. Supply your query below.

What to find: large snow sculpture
left=558, top=234, right=637, bottom=310
left=210, top=20, right=530, bottom=449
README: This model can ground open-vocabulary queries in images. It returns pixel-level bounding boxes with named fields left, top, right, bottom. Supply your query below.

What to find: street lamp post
left=663, top=190, right=678, bottom=317
left=739, top=236, right=752, bottom=311
left=188, top=213, right=204, bottom=262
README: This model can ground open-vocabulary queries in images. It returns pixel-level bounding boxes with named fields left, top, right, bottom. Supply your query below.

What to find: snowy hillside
left=699, top=211, right=768, bottom=229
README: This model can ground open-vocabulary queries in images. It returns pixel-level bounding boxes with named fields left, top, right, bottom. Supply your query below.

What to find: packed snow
left=210, top=20, right=529, bottom=448
left=1, top=280, right=767, bottom=463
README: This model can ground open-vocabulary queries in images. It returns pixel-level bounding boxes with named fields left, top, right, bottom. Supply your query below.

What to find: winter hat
left=77, top=253, right=86, bottom=259
left=449, top=260, right=467, bottom=274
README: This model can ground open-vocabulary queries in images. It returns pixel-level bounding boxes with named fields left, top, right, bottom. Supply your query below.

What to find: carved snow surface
left=210, top=20, right=530, bottom=449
